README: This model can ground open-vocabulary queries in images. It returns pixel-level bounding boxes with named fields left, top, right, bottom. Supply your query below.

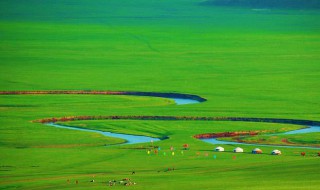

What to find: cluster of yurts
left=215, top=146, right=281, bottom=155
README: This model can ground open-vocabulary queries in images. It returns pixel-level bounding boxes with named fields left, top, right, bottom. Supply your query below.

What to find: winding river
left=201, top=126, right=320, bottom=150
left=1, top=90, right=319, bottom=149
left=46, top=97, right=200, bottom=145
left=49, top=123, right=320, bottom=149
left=47, top=96, right=319, bottom=149
left=47, top=123, right=161, bottom=145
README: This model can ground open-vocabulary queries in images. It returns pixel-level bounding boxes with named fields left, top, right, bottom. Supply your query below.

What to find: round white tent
left=233, top=147, right=243, bottom=153
left=252, top=148, right=262, bottom=154
left=215, top=146, right=224, bottom=152
left=271, top=150, right=281, bottom=155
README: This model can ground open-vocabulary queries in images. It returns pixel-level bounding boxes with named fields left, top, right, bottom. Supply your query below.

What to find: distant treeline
left=0, top=90, right=206, bottom=102
left=34, top=115, right=320, bottom=126
left=201, top=0, right=320, bottom=9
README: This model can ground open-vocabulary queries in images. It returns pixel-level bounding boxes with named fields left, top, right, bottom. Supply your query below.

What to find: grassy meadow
left=1, top=0, right=320, bottom=189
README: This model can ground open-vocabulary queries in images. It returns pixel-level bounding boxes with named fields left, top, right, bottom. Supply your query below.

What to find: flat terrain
left=1, top=0, right=320, bottom=189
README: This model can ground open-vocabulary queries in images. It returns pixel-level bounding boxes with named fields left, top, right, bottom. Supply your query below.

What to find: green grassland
left=1, top=96, right=319, bottom=189
left=1, top=0, right=320, bottom=189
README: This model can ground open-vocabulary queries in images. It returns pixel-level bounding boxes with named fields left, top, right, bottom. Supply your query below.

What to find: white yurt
left=215, top=146, right=225, bottom=152
left=252, top=148, right=262, bottom=154
left=271, top=149, right=281, bottom=155
left=233, top=147, right=244, bottom=153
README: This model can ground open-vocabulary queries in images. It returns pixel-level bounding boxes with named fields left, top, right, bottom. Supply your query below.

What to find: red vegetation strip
left=193, top=131, right=261, bottom=139
left=2, top=91, right=320, bottom=127
left=32, top=115, right=320, bottom=127
left=0, top=90, right=207, bottom=102
left=0, top=90, right=124, bottom=95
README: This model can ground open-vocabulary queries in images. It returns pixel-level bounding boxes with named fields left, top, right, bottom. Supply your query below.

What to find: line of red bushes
left=0, top=90, right=125, bottom=95
left=34, top=115, right=232, bottom=123
left=193, top=131, right=262, bottom=139
left=0, top=90, right=207, bottom=102
left=36, top=115, right=288, bottom=123
left=32, top=115, right=320, bottom=127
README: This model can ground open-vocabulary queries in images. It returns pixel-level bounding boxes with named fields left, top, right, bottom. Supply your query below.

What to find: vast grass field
left=1, top=0, right=320, bottom=189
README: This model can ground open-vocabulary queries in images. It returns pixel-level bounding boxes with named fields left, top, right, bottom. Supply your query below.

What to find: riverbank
left=0, top=90, right=207, bottom=103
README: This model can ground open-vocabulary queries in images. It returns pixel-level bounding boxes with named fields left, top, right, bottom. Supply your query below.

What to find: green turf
left=1, top=0, right=320, bottom=189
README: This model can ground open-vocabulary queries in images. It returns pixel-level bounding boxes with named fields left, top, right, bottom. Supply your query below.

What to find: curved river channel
left=46, top=97, right=197, bottom=145
left=201, top=126, right=320, bottom=150
left=45, top=96, right=320, bottom=149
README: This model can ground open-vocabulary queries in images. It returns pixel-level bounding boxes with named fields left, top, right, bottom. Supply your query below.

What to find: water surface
left=282, top=126, right=320, bottom=135
left=201, top=126, right=320, bottom=149
left=172, top=98, right=200, bottom=105
left=47, top=123, right=160, bottom=145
